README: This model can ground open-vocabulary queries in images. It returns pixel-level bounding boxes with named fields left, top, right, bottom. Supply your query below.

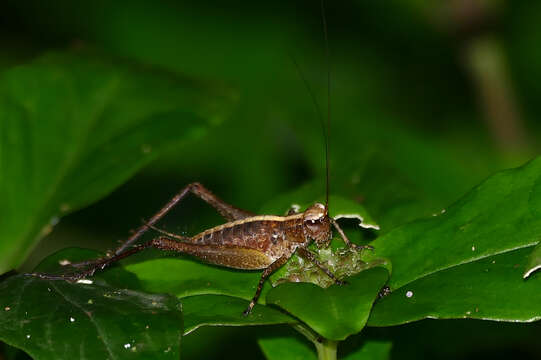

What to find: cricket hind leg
left=71, top=182, right=255, bottom=268
left=296, top=247, right=345, bottom=285
left=115, top=182, right=255, bottom=254
left=243, top=254, right=291, bottom=316
left=30, top=235, right=247, bottom=281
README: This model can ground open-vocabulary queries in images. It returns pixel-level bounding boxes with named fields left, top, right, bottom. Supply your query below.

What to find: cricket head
left=303, top=202, right=331, bottom=248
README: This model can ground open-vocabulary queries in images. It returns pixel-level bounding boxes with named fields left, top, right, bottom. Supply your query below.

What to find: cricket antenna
left=288, top=0, right=331, bottom=210
left=320, top=0, right=331, bottom=209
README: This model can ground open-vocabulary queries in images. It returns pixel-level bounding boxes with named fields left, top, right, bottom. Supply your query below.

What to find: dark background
left=1, top=0, right=540, bottom=358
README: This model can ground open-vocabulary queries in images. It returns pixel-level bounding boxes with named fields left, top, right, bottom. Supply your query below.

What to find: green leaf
left=265, top=267, right=388, bottom=341
left=366, top=157, right=541, bottom=291
left=368, top=246, right=541, bottom=326
left=524, top=242, right=541, bottom=279
left=0, top=52, right=230, bottom=274
left=343, top=341, right=392, bottom=360
left=258, top=335, right=316, bottom=360
left=182, top=294, right=295, bottom=336
left=123, top=256, right=270, bottom=301
left=0, top=250, right=184, bottom=360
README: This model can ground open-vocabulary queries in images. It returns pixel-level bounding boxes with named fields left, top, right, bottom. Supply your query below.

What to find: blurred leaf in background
left=0, top=52, right=232, bottom=274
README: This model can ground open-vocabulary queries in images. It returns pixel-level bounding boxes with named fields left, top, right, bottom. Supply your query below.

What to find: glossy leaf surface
left=368, top=246, right=541, bottom=325
left=0, top=249, right=184, bottom=360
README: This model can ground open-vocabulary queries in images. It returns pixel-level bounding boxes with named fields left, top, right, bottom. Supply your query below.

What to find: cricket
left=29, top=0, right=373, bottom=316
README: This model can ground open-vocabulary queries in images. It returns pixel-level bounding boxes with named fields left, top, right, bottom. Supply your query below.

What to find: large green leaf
left=0, top=52, right=230, bottom=274
left=265, top=267, right=388, bottom=341
left=365, top=157, right=541, bottom=291
left=182, top=294, right=295, bottom=336
left=362, top=158, right=541, bottom=326
left=368, top=246, right=541, bottom=326
left=0, top=249, right=184, bottom=360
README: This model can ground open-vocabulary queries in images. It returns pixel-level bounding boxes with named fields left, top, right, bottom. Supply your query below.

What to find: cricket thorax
left=302, top=203, right=331, bottom=248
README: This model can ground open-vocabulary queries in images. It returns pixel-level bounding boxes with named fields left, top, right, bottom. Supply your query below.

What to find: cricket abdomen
left=190, top=214, right=306, bottom=262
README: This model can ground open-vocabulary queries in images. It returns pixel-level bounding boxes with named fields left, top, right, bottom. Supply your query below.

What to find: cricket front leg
left=330, top=218, right=373, bottom=251
left=296, top=247, right=345, bottom=285
left=243, top=255, right=291, bottom=316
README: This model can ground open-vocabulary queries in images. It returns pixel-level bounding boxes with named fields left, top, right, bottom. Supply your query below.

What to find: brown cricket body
left=173, top=202, right=331, bottom=270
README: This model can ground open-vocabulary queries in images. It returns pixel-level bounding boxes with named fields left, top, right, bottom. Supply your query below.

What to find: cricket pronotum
left=28, top=0, right=373, bottom=316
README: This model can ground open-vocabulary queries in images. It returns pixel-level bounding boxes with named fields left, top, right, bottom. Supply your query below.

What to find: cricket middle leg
left=243, top=254, right=290, bottom=316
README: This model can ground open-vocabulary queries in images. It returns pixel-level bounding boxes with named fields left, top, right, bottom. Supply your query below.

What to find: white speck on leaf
left=164, top=346, right=172, bottom=353
left=4, top=306, right=10, bottom=311
left=471, top=245, right=476, bottom=251
left=406, top=291, right=413, bottom=298
left=26, top=334, right=31, bottom=339
left=88, top=299, right=94, bottom=304
left=59, top=259, right=71, bottom=266
left=70, top=317, right=75, bottom=322
left=124, top=343, right=131, bottom=349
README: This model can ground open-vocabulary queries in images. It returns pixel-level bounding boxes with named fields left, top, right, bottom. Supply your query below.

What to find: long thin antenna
left=287, top=51, right=328, bottom=175
left=287, top=1, right=331, bottom=208
left=320, top=0, right=331, bottom=208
